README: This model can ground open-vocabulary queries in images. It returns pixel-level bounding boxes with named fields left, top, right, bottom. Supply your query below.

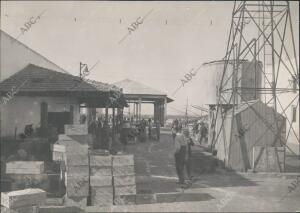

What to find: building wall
left=0, top=96, right=80, bottom=137
left=264, top=58, right=299, bottom=147
left=0, top=31, right=67, bottom=81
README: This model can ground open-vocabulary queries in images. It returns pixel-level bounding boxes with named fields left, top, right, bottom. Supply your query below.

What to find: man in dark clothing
left=155, top=120, right=161, bottom=141
left=183, top=128, right=194, bottom=180
left=199, top=122, right=208, bottom=145
left=174, top=126, right=187, bottom=184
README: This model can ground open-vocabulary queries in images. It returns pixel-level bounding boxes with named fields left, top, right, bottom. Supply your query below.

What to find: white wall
left=0, top=96, right=80, bottom=137
left=264, top=58, right=299, bottom=149
left=0, top=31, right=67, bottom=81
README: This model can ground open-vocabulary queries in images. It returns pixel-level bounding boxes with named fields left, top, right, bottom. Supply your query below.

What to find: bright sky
left=1, top=1, right=299, bottom=115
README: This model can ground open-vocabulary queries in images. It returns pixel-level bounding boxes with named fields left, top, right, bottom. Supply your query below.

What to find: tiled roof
left=0, top=64, right=118, bottom=94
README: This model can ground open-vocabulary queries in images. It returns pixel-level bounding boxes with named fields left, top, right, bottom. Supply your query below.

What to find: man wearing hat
left=174, top=126, right=187, bottom=184
left=183, top=127, right=194, bottom=181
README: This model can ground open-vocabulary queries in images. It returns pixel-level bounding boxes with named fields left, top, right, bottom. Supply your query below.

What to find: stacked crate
left=65, top=154, right=89, bottom=208
left=1, top=188, right=46, bottom=213
left=112, top=155, right=136, bottom=204
left=89, top=154, right=113, bottom=206
left=6, top=161, right=49, bottom=191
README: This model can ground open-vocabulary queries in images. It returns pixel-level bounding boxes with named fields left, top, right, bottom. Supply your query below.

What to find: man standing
left=155, top=120, right=161, bottom=141
left=171, top=119, right=179, bottom=141
left=148, top=118, right=153, bottom=140
left=199, top=122, right=208, bottom=145
left=174, top=126, right=187, bottom=185
left=183, top=128, right=194, bottom=181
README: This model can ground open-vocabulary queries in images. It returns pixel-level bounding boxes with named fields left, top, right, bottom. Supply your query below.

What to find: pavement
left=84, top=131, right=300, bottom=212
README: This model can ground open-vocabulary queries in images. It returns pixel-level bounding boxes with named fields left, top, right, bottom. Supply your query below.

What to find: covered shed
left=0, top=64, right=126, bottom=137
left=114, top=79, right=173, bottom=126
left=214, top=100, right=286, bottom=172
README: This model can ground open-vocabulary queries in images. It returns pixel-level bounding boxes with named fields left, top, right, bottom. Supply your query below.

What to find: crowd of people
left=171, top=118, right=208, bottom=186
left=87, top=116, right=161, bottom=152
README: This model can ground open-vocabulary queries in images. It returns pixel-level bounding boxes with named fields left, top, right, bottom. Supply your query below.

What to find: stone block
left=66, top=176, right=89, bottom=197
left=113, top=175, right=135, bottom=186
left=113, top=155, right=134, bottom=166
left=90, top=176, right=112, bottom=187
left=1, top=188, right=46, bottom=209
left=66, top=154, right=88, bottom=166
left=91, top=187, right=113, bottom=206
left=114, top=194, right=136, bottom=205
left=6, top=161, right=44, bottom=175
left=64, top=124, right=88, bottom=135
left=90, top=155, right=112, bottom=167
left=114, top=185, right=136, bottom=196
left=112, top=166, right=135, bottom=176
left=64, top=196, right=87, bottom=208
left=90, top=167, right=111, bottom=176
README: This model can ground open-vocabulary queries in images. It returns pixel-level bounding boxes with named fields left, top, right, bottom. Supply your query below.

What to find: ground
left=83, top=129, right=300, bottom=212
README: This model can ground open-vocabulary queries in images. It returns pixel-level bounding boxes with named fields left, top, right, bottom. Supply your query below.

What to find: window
left=292, top=105, right=297, bottom=123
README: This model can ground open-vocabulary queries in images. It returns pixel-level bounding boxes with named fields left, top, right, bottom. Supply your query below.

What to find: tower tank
left=200, top=59, right=262, bottom=105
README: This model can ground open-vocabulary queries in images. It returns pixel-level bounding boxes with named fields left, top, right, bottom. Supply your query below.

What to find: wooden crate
left=113, top=175, right=135, bottom=186
left=112, top=155, right=134, bottom=166
left=6, top=174, right=49, bottom=192
left=64, top=125, right=88, bottom=135
left=90, top=167, right=112, bottom=176
left=6, top=161, right=44, bottom=175
left=65, top=176, right=89, bottom=197
left=90, top=176, right=112, bottom=187
left=91, top=187, right=113, bottom=206
left=90, top=155, right=112, bottom=167
left=114, top=185, right=136, bottom=196
left=51, top=144, right=66, bottom=152
left=64, top=196, right=87, bottom=208
left=114, top=194, right=136, bottom=205
left=66, top=154, right=88, bottom=166
left=112, top=166, right=135, bottom=176
left=1, top=188, right=46, bottom=209
left=52, top=151, right=65, bottom=162
left=66, top=165, right=89, bottom=176
left=1, top=206, right=39, bottom=213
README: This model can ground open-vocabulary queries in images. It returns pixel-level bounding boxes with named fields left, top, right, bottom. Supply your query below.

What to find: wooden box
left=6, top=161, right=44, bottom=175
left=112, top=166, right=135, bottom=176
left=91, top=187, right=113, bottom=206
left=90, top=176, right=112, bottom=187
left=66, top=154, right=88, bottom=166
left=114, top=185, right=136, bottom=196
left=113, top=175, right=135, bottom=186
left=90, top=155, right=112, bottom=167
left=66, top=176, right=89, bottom=197
left=1, top=188, right=46, bottom=209
left=112, top=155, right=134, bottom=166
left=64, top=124, right=88, bottom=135
left=64, top=196, right=87, bottom=208
left=90, top=167, right=112, bottom=176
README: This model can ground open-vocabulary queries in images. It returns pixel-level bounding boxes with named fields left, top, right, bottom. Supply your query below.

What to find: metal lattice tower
left=211, top=1, right=299, bottom=168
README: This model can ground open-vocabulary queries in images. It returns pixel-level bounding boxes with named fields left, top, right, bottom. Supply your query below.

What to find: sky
left=1, top=1, right=299, bottom=116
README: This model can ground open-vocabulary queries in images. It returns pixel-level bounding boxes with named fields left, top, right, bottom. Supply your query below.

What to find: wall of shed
left=215, top=102, right=286, bottom=171
left=0, top=96, right=80, bottom=137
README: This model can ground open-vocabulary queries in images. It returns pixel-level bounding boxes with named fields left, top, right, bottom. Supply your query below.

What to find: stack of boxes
left=5, top=161, right=49, bottom=191
left=112, top=155, right=136, bottom=204
left=64, top=154, right=89, bottom=207
left=1, top=188, right=46, bottom=213
left=89, top=154, right=113, bottom=206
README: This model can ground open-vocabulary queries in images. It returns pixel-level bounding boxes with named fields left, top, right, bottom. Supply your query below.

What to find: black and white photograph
left=0, top=1, right=299, bottom=212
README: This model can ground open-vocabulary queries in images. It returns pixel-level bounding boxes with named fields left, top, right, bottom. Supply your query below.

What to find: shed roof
left=114, top=79, right=174, bottom=102
left=0, top=64, right=116, bottom=94
left=0, top=64, right=127, bottom=107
